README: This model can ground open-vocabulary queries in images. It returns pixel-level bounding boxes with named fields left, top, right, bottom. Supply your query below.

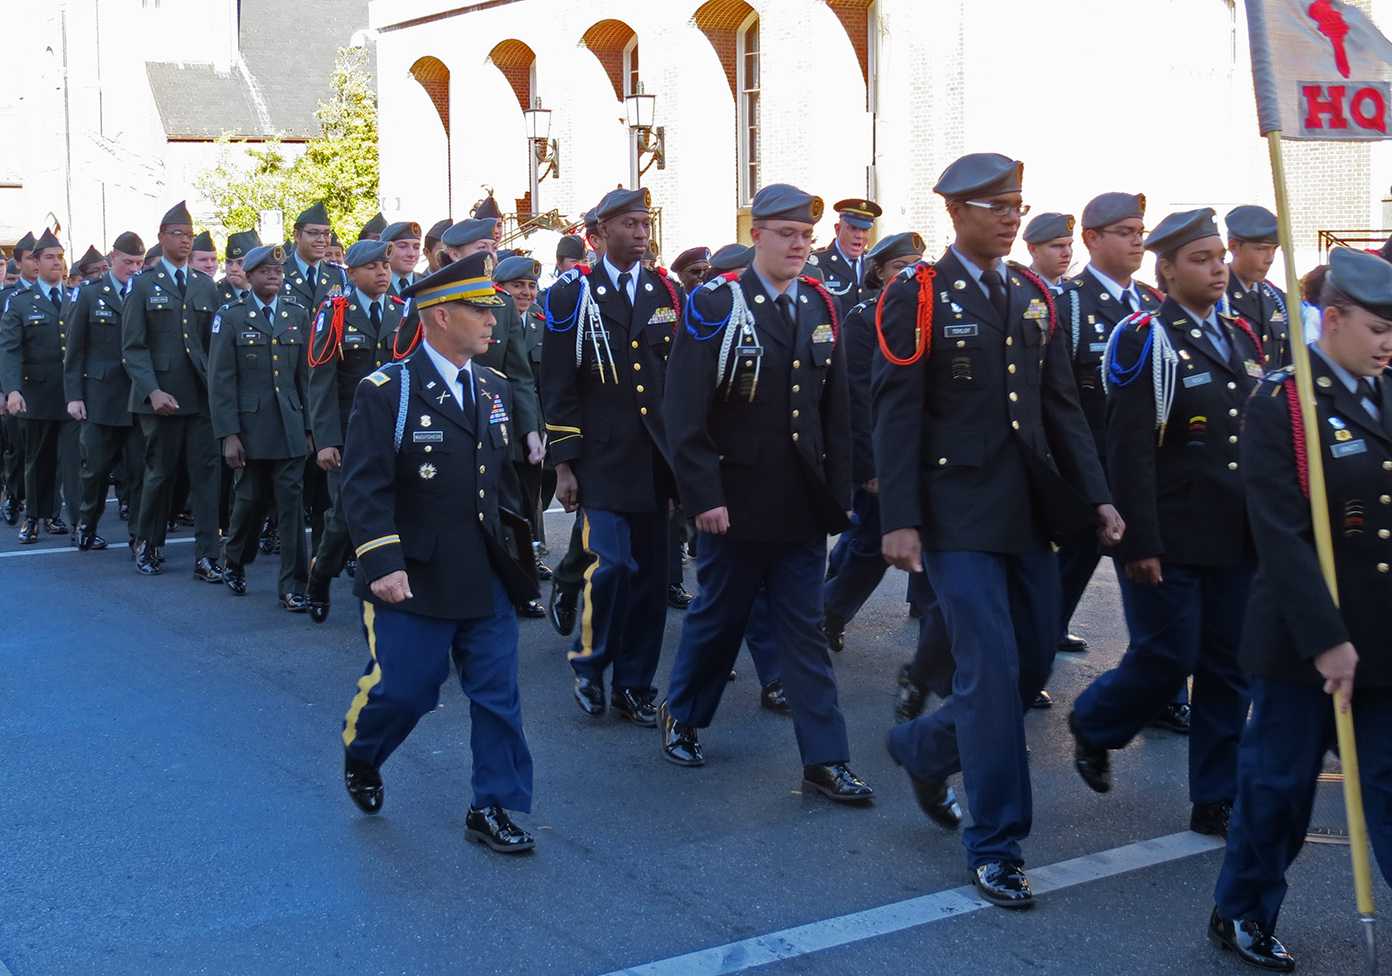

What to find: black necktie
left=617, top=271, right=632, bottom=303
left=398, top=277, right=409, bottom=294
left=261, top=303, right=274, bottom=321
left=120, top=283, right=128, bottom=301
left=457, top=368, right=475, bottom=416
left=1120, top=289, right=1137, bottom=314
left=369, top=301, right=382, bottom=332
left=305, top=265, right=317, bottom=288
left=981, top=268, right=1009, bottom=321
left=777, top=293, right=796, bottom=327
left=48, top=287, right=60, bottom=310
left=174, top=269, right=186, bottom=295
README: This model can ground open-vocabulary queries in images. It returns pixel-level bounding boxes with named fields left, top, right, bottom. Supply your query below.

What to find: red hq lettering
left=1300, top=82, right=1390, bottom=136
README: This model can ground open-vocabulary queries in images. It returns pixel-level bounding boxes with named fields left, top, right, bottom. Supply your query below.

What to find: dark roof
left=146, top=0, right=372, bottom=140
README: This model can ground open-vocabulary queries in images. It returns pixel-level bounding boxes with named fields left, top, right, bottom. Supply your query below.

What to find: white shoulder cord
left=1100, top=311, right=1179, bottom=446
left=715, top=280, right=764, bottom=402
left=573, top=275, right=617, bottom=383
left=1069, top=290, right=1082, bottom=359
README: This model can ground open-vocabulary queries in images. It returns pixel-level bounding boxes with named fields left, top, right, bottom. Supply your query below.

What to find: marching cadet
left=0, top=229, right=71, bottom=543
left=76, top=246, right=108, bottom=284
left=304, top=239, right=404, bottom=623
left=63, top=231, right=146, bottom=551
left=281, top=202, right=348, bottom=315
left=357, top=212, right=386, bottom=242
left=337, top=252, right=536, bottom=853
left=1223, top=204, right=1291, bottom=368
left=1023, top=211, right=1074, bottom=291
left=1207, top=246, right=1392, bottom=973
left=1070, top=209, right=1260, bottom=840
left=325, top=232, right=345, bottom=268
left=659, top=182, right=874, bottom=803
left=383, top=221, right=422, bottom=296
left=208, top=244, right=311, bottom=609
left=216, top=230, right=261, bottom=308
left=1054, top=193, right=1163, bottom=656
left=822, top=232, right=926, bottom=653
left=3, top=258, right=18, bottom=288
left=143, top=244, right=162, bottom=271
left=542, top=187, right=679, bottom=723
left=122, top=200, right=223, bottom=580
left=554, top=235, right=586, bottom=280
left=191, top=231, right=219, bottom=279
left=0, top=231, right=38, bottom=526
left=670, top=246, right=711, bottom=293
left=876, top=154, right=1120, bottom=908
left=812, top=198, right=881, bottom=322
left=424, top=218, right=452, bottom=272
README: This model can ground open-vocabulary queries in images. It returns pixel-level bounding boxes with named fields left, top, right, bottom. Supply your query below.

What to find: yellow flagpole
left=1265, top=130, right=1377, bottom=962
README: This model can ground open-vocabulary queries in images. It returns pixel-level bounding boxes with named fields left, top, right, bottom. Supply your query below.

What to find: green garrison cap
left=358, top=212, right=387, bottom=241
left=294, top=201, right=330, bottom=228
left=160, top=200, right=193, bottom=228
left=112, top=231, right=145, bottom=257
left=225, top=231, right=260, bottom=260
left=191, top=230, right=215, bottom=254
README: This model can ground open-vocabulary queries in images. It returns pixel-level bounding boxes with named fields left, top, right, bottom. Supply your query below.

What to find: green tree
left=195, top=46, right=379, bottom=248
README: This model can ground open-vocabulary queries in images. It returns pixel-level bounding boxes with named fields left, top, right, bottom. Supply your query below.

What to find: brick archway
left=409, top=55, right=452, bottom=214
left=487, top=39, right=537, bottom=112
left=580, top=19, right=638, bottom=102
left=691, top=0, right=756, bottom=101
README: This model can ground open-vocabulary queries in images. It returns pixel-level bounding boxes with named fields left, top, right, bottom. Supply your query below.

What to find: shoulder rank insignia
left=367, top=370, right=390, bottom=387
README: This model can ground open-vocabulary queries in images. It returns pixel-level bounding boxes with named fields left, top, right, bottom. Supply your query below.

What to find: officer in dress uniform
left=357, top=212, right=386, bottom=242
left=0, top=232, right=38, bottom=526
left=1207, top=247, right=1392, bottom=972
left=383, top=221, right=422, bottom=297
left=304, top=239, right=404, bottom=623
left=209, top=244, right=311, bottom=609
left=542, top=187, right=679, bottom=724
left=811, top=199, right=882, bottom=322
left=1024, top=212, right=1074, bottom=291
left=122, top=201, right=224, bottom=580
left=658, top=183, right=874, bottom=803
left=281, top=202, right=348, bottom=316
left=0, top=229, right=70, bottom=543
left=63, top=231, right=145, bottom=551
left=876, top=154, right=1120, bottom=908
left=1070, top=209, right=1261, bottom=839
left=216, top=230, right=261, bottom=308
left=1223, top=205, right=1290, bottom=368
left=338, top=252, right=535, bottom=853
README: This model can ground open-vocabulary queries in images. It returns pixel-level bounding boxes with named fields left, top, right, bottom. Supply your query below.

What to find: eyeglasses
left=163, top=229, right=192, bottom=240
left=1097, top=227, right=1146, bottom=242
left=299, top=228, right=332, bottom=240
left=963, top=200, right=1031, bottom=218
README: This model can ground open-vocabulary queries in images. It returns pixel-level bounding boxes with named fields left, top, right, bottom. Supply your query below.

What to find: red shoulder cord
left=392, top=313, right=421, bottom=360
left=798, top=275, right=840, bottom=341
left=306, top=297, right=347, bottom=368
left=875, top=264, right=936, bottom=366
left=1284, top=377, right=1310, bottom=499
left=1010, top=265, right=1059, bottom=340
left=1231, top=315, right=1266, bottom=364
left=1139, top=282, right=1165, bottom=306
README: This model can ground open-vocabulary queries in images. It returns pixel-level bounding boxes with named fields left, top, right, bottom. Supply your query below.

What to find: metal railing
left=499, top=207, right=664, bottom=258
left=1318, top=229, right=1391, bottom=260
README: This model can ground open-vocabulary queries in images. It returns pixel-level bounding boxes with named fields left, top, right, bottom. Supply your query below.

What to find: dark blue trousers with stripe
left=568, top=508, right=667, bottom=691
left=341, top=577, right=533, bottom=812
left=668, top=535, right=849, bottom=766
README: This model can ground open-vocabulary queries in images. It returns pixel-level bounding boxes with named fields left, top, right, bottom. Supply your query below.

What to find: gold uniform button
left=640, top=406, right=648, bottom=415
left=938, top=457, right=948, bottom=466
left=631, top=340, right=639, bottom=349
left=792, top=384, right=800, bottom=393
left=636, top=385, right=645, bottom=393
left=1226, top=381, right=1236, bottom=390
left=1384, top=461, right=1392, bottom=471
left=1011, top=420, right=1020, bottom=430
left=1006, top=337, right=1014, bottom=346
left=1228, top=462, right=1238, bottom=471
left=478, top=512, right=484, bottom=522
left=957, top=340, right=966, bottom=348
left=1380, top=529, right=1390, bottom=540
left=478, top=465, right=486, bottom=474
left=793, top=360, right=801, bottom=369
left=633, top=363, right=641, bottom=371
left=792, top=432, right=800, bottom=442
left=1229, top=435, right=1238, bottom=444
left=1009, top=392, right=1018, bottom=402
left=1380, top=563, right=1390, bottom=574
left=478, top=489, right=485, bottom=498
left=1008, top=364, right=1016, bottom=374
left=1228, top=408, right=1239, bottom=417
left=424, top=445, right=432, bottom=453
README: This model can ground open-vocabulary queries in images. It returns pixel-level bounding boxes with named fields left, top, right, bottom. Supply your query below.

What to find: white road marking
left=599, top=831, right=1224, bottom=976
left=0, top=536, right=194, bottom=559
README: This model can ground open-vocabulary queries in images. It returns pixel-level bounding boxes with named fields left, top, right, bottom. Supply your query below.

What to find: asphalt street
left=3, top=506, right=1388, bottom=976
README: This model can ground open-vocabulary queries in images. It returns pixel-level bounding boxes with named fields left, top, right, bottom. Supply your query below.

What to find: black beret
left=294, top=201, right=330, bottom=227
left=191, top=230, right=215, bottom=253
left=671, top=246, right=712, bottom=273
left=933, top=153, right=1022, bottom=200
left=556, top=235, right=587, bottom=261
left=160, top=200, right=193, bottom=228
left=1145, top=208, right=1221, bottom=258
left=225, top=230, right=260, bottom=260
left=112, top=231, right=145, bottom=257
left=710, top=243, right=753, bottom=272
left=1225, top=205, right=1279, bottom=244
left=751, top=183, right=824, bottom=223
left=1327, top=247, right=1392, bottom=317
left=1023, top=212, right=1075, bottom=244
left=1082, top=193, right=1145, bottom=230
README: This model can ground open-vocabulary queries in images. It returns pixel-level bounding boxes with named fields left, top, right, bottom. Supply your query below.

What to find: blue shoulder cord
left=684, top=285, right=733, bottom=342
left=1105, top=320, right=1155, bottom=389
left=393, top=366, right=410, bottom=452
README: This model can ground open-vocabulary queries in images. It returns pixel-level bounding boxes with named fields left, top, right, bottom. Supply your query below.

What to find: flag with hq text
left=1247, top=0, right=1392, bottom=138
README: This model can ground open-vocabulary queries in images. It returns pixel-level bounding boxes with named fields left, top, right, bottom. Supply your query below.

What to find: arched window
left=736, top=12, right=760, bottom=205
left=623, top=36, right=640, bottom=97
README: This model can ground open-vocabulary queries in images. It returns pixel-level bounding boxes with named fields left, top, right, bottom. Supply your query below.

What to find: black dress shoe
left=894, top=663, right=928, bottom=723
left=727, top=669, right=737, bottom=681
left=548, top=584, right=577, bottom=636
left=16, top=518, right=38, bottom=544
left=135, top=541, right=162, bottom=575
left=306, top=568, right=331, bottom=624
left=821, top=613, right=847, bottom=652
left=1068, top=710, right=1111, bottom=793
left=258, top=520, right=277, bottom=554
left=223, top=564, right=248, bottom=595
left=1058, top=633, right=1089, bottom=653
left=760, top=680, right=791, bottom=714
left=465, top=805, right=535, bottom=853
left=175, top=510, right=194, bottom=527
left=280, top=593, right=309, bottom=613
left=535, top=554, right=553, bottom=581
left=45, top=516, right=68, bottom=535
left=75, top=524, right=107, bottom=550
left=973, top=862, right=1034, bottom=909
left=193, top=557, right=224, bottom=583
left=118, top=502, right=129, bottom=521
left=1191, top=801, right=1232, bottom=837
left=1150, top=702, right=1192, bottom=734
left=658, top=700, right=704, bottom=766
left=1031, top=690, right=1054, bottom=710
left=802, top=763, right=874, bottom=803
left=614, top=687, right=659, bottom=727
left=573, top=675, right=606, bottom=716
left=909, top=775, right=962, bottom=829
left=667, top=583, right=694, bottom=609
left=1, top=496, right=17, bottom=525
left=344, top=754, right=383, bottom=814
left=1207, top=910, right=1295, bottom=972
left=519, top=598, right=546, bottom=618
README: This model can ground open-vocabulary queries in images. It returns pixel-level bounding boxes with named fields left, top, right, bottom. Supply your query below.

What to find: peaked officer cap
left=441, top=218, right=496, bottom=248
left=225, top=230, right=260, bottom=260
left=556, top=235, right=587, bottom=261
left=1225, top=205, right=1279, bottom=244
left=1082, top=192, right=1145, bottom=230
left=112, top=231, right=145, bottom=257
left=933, top=153, right=1023, bottom=200
left=1145, top=208, right=1220, bottom=258
left=294, top=201, right=330, bottom=228
left=493, top=255, right=541, bottom=282
left=13, top=231, right=36, bottom=258
left=34, top=228, right=62, bottom=253
left=345, top=239, right=392, bottom=268
left=242, top=244, right=284, bottom=275
left=1023, top=212, right=1075, bottom=244
left=381, top=221, right=421, bottom=243
left=751, top=184, right=824, bottom=224
left=832, top=198, right=882, bottom=229
left=596, top=187, right=651, bottom=222
left=403, top=252, right=505, bottom=309
left=671, top=246, right=712, bottom=273
left=160, top=200, right=193, bottom=228
left=1327, top=247, right=1392, bottom=318
left=358, top=212, right=387, bottom=240
left=710, top=243, right=754, bottom=272
left=191, top=230, right=215, bottom=253
left=867, top=232, right=926, bottom=266
left=425, top=218, right=452, bottom=244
